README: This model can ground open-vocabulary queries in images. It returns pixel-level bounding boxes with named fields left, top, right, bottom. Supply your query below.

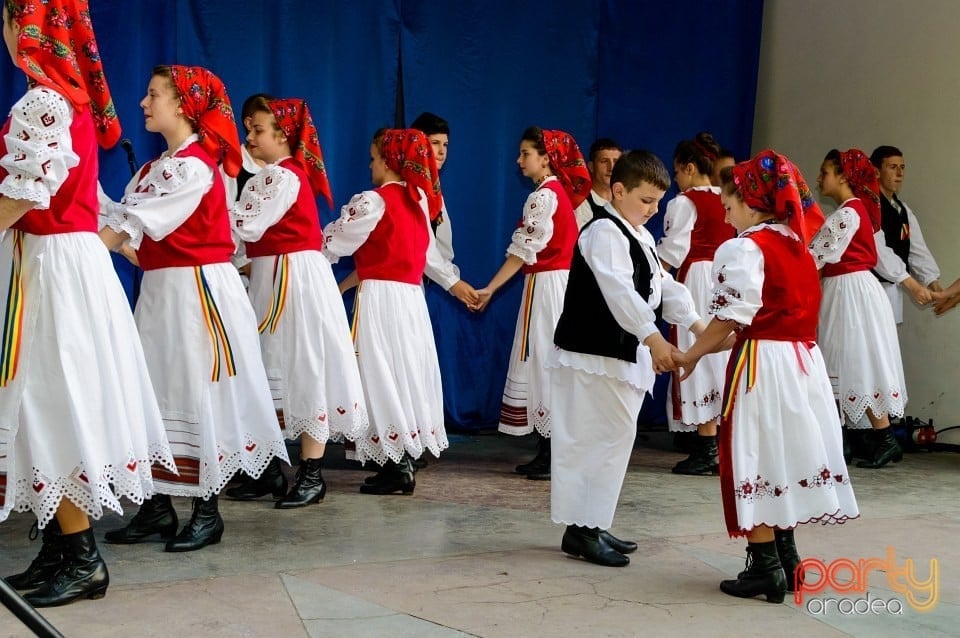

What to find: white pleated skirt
left=248, top=252, right=367, bottom=444
left=819, top=271, right=907, bottom=425
left=351, top=279, right=446, bottom=464
left=667, top=260, right=727, bottom=430
left=498, top=270, right=568, bottom=437
left=0, top=231, right=174, bottom=528
left=721, top=340, right=859, bottom=536
left=136, top=262, right=287, bottom=498
left=550, top=365, right=644, bottom=530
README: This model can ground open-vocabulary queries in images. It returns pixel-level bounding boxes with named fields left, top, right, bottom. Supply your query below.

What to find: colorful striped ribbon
left=721, top=338, right=758, bottom=419
left=257, top=254, right=289, bottom=335
left=194, top=266, right=236, bottom=381
left=0, top=231, right=25, bottom=387
left=518, top=273, right=537, bottom=362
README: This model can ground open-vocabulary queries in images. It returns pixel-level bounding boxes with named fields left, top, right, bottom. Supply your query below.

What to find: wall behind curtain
left=0, top=0, right=763, bottom=430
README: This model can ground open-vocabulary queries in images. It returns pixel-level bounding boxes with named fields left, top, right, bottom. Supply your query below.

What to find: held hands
left=903, top=277, right=933, bottom=306
left=644, top=333, right=678, bottom=375
left=449, top=280, right=480, bottom=309
left=471, top=287, right=493, bottom=312
left=931, top=289, right=960, bottom=316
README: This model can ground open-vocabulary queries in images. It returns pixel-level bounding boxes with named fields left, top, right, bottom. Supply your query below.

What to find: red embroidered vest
left=1, top=106, right=98, bottom=235
left=676, top=189, right=735, bottom=281
left=136, top=143, right=235, bottom=270
left=521, top=179, right=577, bottom=274
left=353, top=183, right=429, bottom=284
left=739, top=226, right=820, bottom=342
left=244, top=158, right=324, bottom=258
left=820, top=198, right=878, bottom=278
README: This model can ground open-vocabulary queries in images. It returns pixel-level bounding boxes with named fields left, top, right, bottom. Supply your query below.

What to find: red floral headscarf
left=5, top=0, right=121, bottom=148
left=838, top=148, right=881, bottom=232
left=541, top=129, right=591, bottom=208
left=167, top=65, right=241, bottom=178
left=732, top=149, right=825, bottom=245
left=378, top=128, right=442, bottom=220
left=267, top=98, right=333, bottom=209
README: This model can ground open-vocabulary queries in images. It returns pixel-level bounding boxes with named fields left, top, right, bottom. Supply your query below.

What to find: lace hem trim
left=283, top=405, right=370, bottom=445
left=839, top=388, right=906, bottom=424
left=1, top=446, right=176, bottom=528
left=155, top=438, right=289, bottom=499
left=350, top=423, right=449, bottom=465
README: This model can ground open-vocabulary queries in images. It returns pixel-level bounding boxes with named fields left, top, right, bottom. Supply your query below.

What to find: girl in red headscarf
left=475, top=126, right=589, bottom=479
left=323, top=128, right=446, bottom=495
left=224, top=96, right=366, bottom=508
left=658, top=132, right=735, bottom=476
left=811, top=148, right=908, bottom=469
left=1, top=0, right=175, bottom=607
left=674, top=150, right=858, bottom=604
left=99, top=65, right=286, bottom=551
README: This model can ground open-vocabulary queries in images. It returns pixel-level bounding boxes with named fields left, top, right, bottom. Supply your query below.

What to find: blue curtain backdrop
left=0, top=0, right=763, bottom=431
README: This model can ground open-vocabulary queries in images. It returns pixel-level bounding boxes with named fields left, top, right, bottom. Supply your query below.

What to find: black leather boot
left=164, top=495, right=224, bottom=552
left=856, top=427, right=903, bottom=468
left=225, top=457, right=288, bottom=500
left=774, top=529, right=804, bottom=592
left=363, top=460, right=397, bottom=485
left=5, top=520, right=62, bottom=591
left=520, top=435, right=551, bottom=480
left=359, top=454, right=416, bottom=495
left=841, top=427, right=853, bottom=464
left=599, top=530, right=637, bottom=554
left=561, top=525, right=629, bottom=567
left=516, top=434, right=550, bottom=477
left=275, top=458, right=326, bottom=508
left=104, top=494, right=178, bottom=544
left=25, top=528, right=109, bottom=607
left=720, top=541, right=786, bottom=603
left=671, top=435, right=719, bottom=475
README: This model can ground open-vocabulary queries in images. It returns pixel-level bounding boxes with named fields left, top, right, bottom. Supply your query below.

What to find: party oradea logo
left=794, top=547, right=938, bottom=615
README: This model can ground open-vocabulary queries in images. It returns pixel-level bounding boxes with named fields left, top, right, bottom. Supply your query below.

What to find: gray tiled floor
left=1, top=433, right=958, bottom=637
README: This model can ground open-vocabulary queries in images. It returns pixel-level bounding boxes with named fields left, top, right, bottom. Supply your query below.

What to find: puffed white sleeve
left=809, top=207, right=860, bottom=269
left=905, top=207, right=941, bottom=284
left=100, top=155, right=212, bottom=249
left=659, top=269, right=700, bottom=328
left=423, top=203, right=460, bottom=290
left=507, top=187, right=558, bottom=264
left=580, top=220, right=660, bottom=341
left=657, top=194, right=696, bottom=269
left=230, top=164, right=299, bottom=243
left=710, top=238, right=764, bottom=326
left=0, top=88, right=78, bottom=209
left=322, top=190, right=386, bottom=263
left=873, top=232, right=909, bottom=284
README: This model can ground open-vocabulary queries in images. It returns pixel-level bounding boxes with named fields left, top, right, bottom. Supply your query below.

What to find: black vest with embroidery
left=875, top=193, right=910, bottom=283
left=554, top=207, right=660, bottom=363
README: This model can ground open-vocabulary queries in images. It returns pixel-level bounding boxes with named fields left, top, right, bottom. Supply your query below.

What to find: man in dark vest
left=573, top=138, right=622, bottom=229
left=870, top=146, right=940, bottom=323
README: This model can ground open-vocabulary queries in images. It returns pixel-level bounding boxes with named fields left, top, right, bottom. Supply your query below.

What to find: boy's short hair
left=588, top=137, right=622, bottom=162
left=411, top=112, right=450, bottom=137
left=869, top=145, right=903, bottom=169
left=610, top=150, right=670, bottom=192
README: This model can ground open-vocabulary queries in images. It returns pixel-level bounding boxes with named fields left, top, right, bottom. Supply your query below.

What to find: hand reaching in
left=931, top=290, right=960, bottom=316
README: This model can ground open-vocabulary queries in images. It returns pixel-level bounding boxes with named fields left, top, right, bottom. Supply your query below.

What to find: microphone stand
left=0, top=578, right=65, bottom=637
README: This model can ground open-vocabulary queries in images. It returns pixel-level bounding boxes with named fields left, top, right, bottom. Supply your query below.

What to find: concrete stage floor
left=1, top=432, right=957, bottom=637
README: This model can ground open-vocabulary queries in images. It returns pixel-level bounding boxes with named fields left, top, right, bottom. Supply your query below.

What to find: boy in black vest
left=550, top=150, right=705, bottom=566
